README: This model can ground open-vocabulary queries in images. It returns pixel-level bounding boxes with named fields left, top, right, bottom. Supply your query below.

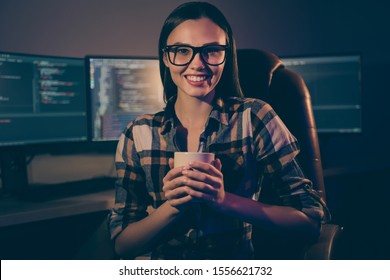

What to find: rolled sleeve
left=108, top=124, right=150, bottom=241
left=251, top=101, right=325, bottom=224
left=271, top=159, right=325, bottom=224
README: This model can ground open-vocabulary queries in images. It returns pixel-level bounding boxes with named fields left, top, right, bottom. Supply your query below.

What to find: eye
left=204, top=46, right=224, bottom=56
left=173, top=47, right=191, bottom=56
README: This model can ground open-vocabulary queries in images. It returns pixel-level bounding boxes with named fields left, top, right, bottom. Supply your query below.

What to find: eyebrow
left=168, top=41, right=225, bottom=46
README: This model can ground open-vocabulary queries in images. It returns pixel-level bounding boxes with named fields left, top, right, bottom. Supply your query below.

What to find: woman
left=109, top=1, right=325, bottom=259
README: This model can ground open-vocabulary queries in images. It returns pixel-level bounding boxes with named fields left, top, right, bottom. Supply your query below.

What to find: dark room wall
left=1, top=0, right=388, bottom=172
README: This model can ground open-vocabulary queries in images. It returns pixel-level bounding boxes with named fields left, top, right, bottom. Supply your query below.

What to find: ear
left=162, top=53, right=170, bottom=68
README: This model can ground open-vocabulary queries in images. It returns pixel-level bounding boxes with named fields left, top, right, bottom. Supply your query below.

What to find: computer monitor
left=0, top=51, right=87, bottom=194
left=281, top=54, right=362, bottom=133
left=0, top=51, right=87, bottom=146
left=86, top=56, right=164, bottom=142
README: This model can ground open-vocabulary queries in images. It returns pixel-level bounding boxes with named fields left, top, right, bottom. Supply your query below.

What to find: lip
left=184, top=74, right=211, bottom=85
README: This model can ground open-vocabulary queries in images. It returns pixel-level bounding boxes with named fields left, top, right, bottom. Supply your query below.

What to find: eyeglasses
left=163, top=44, right=228, bottom=66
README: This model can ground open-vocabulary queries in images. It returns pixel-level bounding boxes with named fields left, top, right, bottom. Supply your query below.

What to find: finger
left=188, top=161, right=222, bottom=177
left=182, top=169, right=221, bottom=188
left=164, top=185, right=193, bottom=200
left=213, top=158, right=222, bottom=171
left=168, top=194, right=193, bottom=208
left=162, top=165, right=186, bottom=184
left=189, top=161, right=222, bottom=178
left=162, top=175, right=190, bottom=192
left=178, top=175, right=219, bottom=195
left=168, top=158, right=174, bottom=169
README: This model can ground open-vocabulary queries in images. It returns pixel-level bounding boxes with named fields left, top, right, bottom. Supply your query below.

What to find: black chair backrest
left=237, top=49, right=326, bottom=200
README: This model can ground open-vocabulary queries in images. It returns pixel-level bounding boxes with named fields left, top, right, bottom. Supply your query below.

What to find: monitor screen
left=0, top=51, right=87, bottom=146
left=86, top=56, right=164, bottom=141
left=281, top=54, right=362, bottom=133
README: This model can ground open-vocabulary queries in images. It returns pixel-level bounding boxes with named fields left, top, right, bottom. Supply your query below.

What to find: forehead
left=167, top=17, right=226, bottom=45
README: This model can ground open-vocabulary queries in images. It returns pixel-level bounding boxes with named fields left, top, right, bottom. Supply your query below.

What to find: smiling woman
left=108, top=1, right=326, bottom=260
left=163, top=17, right=227, bottom=124
left=158, top=2, right=242, bottom=104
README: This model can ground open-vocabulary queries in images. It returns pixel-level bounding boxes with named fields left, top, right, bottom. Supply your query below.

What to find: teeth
left=187, top=75, right=207, bottom=82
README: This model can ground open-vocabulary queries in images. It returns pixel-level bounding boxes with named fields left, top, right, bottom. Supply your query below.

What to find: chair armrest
left=304, top=223, right=343, bottom=259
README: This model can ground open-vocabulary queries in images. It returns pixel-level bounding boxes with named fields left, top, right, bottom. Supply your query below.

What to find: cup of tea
left=174, top=152, right=215, bottom=168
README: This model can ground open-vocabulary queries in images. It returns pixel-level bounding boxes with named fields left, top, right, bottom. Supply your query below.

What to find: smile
left=185, top=75, right=208, bottom=82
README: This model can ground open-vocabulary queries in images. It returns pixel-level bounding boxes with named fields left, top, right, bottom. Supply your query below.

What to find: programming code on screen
left=0, top=52, right=87, bottom=146
left=282, top=55, right=362, bottom=133
left=87, top=57, right=164, bottom=141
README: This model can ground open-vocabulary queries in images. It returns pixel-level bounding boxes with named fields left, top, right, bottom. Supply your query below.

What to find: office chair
left=237, top=49, right=342, bottom=259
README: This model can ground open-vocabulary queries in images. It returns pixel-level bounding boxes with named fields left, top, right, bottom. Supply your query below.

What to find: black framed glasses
left=163, top=44, right=228, bottom=66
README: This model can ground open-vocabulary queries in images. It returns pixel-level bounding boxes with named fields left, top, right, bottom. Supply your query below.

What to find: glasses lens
left=201, top=46, right=226, bottom=65
left=168, top=46, right=193, bottom=66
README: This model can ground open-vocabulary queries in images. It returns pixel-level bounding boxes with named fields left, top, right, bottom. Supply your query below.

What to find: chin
left=186, top=89, right=214, bottom=99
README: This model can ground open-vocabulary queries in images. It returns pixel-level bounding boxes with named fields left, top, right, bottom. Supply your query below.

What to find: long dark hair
left=158, top=1, right=243, bottom=103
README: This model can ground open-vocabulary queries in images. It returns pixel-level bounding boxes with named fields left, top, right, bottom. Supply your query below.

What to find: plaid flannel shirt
left=108, top=96, right=325, bottom=259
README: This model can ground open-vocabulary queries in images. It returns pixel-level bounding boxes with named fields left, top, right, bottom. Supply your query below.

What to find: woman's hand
left=182, top=159, right=225, bottom=206
left=162, top=158, right=197, bottom=212
left=180, top=158, right=225, bottom=207
left=162, top=158, right=225, bottom=210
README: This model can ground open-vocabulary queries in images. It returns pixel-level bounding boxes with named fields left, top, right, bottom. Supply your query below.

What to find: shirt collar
left=208, top=97, right=230, bottom=126
left=160, top=96, right=176, bottom=134
left=160, top=95, right=231, bottom=135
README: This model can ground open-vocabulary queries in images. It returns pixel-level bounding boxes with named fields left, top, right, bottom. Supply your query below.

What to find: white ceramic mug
left=174, top=152, right=215, bottom=168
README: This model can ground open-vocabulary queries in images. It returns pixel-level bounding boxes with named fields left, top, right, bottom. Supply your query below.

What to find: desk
left=0, top=190, right=115, bottom=259
left=0, top=190, right=115, bottom=228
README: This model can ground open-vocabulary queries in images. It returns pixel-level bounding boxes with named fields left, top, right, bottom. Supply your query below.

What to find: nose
left=189, top=52, right=206, bottom=70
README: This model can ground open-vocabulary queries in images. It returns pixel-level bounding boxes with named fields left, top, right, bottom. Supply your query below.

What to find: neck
left=175, top=92, right=215, bottom=128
